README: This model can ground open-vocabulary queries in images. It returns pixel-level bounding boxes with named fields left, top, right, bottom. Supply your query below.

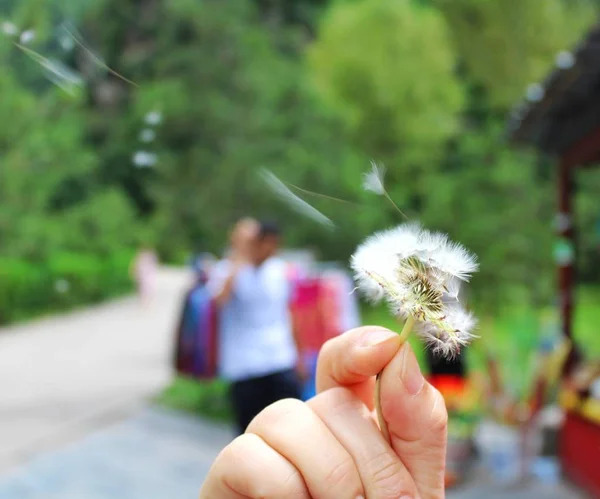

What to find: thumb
left=380, top=343, right=447, bottom=499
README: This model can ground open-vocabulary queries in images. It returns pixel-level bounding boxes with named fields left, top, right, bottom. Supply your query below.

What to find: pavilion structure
left=508, top=24, right=600, bottom=497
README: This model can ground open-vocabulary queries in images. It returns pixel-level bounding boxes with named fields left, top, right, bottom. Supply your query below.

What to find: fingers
left=247, top=398, right=364, bottom=499
left=309, top=387, right=419, bottom=499
left=316, top=326, right=403, bottom=408
left=380, top=343, right=448, bottom=499
left=199, top=433, right=309, bottom=499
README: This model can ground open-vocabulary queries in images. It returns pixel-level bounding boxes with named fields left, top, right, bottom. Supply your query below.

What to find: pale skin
left=213, top=218, right=259, bottom=307
left=200, top=326, right=448, bottom=499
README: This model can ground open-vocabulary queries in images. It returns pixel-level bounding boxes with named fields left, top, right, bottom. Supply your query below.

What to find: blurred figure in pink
left=130, top=247, right=159, bottom=305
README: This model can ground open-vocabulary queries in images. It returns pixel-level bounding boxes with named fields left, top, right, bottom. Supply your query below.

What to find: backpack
left=173, top=282, right=218, bottom=379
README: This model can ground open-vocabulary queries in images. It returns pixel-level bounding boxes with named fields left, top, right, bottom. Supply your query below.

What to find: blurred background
left=1, top=0, right=600, bottom=497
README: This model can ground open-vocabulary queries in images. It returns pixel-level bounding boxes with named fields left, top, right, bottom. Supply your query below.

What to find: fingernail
left=360, top=328, right=398, bottom=347
left=400, top=344, right=424, bottom=395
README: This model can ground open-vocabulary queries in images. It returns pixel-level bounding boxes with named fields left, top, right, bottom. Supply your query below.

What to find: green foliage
left=3, top=0, right=600, bottom=339
left=421, top=123, right=555, bottom=311
left=433, top=0, right=597, bottom=109
left=0, top=251, right=133, bottom=324
left=157, top=377, right=233, bottom=422
left=308, top=0, right=464, bottom=165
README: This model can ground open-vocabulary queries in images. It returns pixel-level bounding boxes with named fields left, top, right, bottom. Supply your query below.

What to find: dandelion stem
left=398, top=314, right=415, bottom=342
left=383, top=191, right=409, bottom=220
left=286, top=182, right=357, bottom=205
left=375, top=315, right=415, bottom=445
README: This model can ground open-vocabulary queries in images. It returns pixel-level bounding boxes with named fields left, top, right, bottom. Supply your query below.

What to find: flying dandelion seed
left=363, top=161, right=386, bottom=195
left=362, top=161, right=408, bottom=219
left=259, top=169, right=335, bottom=230
left=59, top=22, right=139, bottom=87
left=42, top=58, right=84, bottom=95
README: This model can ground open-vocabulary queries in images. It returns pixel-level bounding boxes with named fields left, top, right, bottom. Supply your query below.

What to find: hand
left=231, top=218, right=258, bottom=264
left=200, top=326, right=447, bottom=499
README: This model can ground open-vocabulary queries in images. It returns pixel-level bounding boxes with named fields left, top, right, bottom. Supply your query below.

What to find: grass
left=156, top=376, right=233, bottom=422
left=159, top=286, right=600, bottom=419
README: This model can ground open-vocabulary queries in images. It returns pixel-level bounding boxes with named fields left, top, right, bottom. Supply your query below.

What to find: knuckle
left=250, top=398, right=305, bottom=429
left=217, top=433, right=254, bottom=464
left=216, top=435, right=307, bottom=498
left=323, top=456, right=361, bottom=491
left=366, top=450, right=411, bottom=498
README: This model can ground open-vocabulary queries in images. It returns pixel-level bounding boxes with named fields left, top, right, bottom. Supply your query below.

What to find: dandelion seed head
left=415, top=306, right=477, bottom=358
left=363, top=161, right=386, bottom=195
left=351, top=223, right=478, bottom=357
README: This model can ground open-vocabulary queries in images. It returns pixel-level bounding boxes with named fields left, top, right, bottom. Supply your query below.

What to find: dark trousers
left=230, top=368, right=302, bottom=435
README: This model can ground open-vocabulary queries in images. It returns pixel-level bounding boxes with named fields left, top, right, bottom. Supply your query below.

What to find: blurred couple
left=208, top=218, right=304, bottom=434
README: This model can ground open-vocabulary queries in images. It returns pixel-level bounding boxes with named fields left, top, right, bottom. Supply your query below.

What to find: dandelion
left=351, top=223, right=478, bottom=355
left=351, top=223, right=478, bottom=443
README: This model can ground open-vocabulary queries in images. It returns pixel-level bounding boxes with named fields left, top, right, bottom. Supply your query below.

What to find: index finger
left=316, top=326, right=403, bottom=409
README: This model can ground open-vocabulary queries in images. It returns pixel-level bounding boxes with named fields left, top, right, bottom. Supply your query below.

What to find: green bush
left=0, top=251, right=134, bottom=325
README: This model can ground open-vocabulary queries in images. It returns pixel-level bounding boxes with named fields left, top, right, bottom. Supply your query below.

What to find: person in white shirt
left=209, top=218, right=303, bottom=434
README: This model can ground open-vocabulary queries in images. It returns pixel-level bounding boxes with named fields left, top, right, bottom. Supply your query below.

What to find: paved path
left=0, top=408, right=230, bottom=499
left=0, top=267, right=193, bottom=472
left=0, top=406, right=586, bottom=499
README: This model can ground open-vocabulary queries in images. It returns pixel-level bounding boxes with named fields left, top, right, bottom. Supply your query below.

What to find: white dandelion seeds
left=363, top=161, right=386, bottom=195
left=362, top=161, right=408, bottom=219
left=259, top=169, right=335, bottom=230
left=351, top=223, right=478, bottom=357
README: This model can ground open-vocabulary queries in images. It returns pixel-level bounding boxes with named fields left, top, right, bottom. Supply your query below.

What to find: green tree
left=433, top=0, right=597, bottom=110
left=308, top=0, right=464, bottom=223
left=421, top=123, right=555, bottom=313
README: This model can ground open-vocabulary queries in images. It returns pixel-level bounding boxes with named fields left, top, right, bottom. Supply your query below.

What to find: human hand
left=230, top=218, right=258, bottom=264
left=200, top=326, right=447, bottom=498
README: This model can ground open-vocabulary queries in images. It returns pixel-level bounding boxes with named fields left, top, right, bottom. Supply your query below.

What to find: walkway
left=0, top=267, right=192, bottom=472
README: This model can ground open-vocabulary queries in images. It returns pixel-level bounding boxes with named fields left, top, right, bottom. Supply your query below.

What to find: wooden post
left=558, top=157, right=577, bottom=375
